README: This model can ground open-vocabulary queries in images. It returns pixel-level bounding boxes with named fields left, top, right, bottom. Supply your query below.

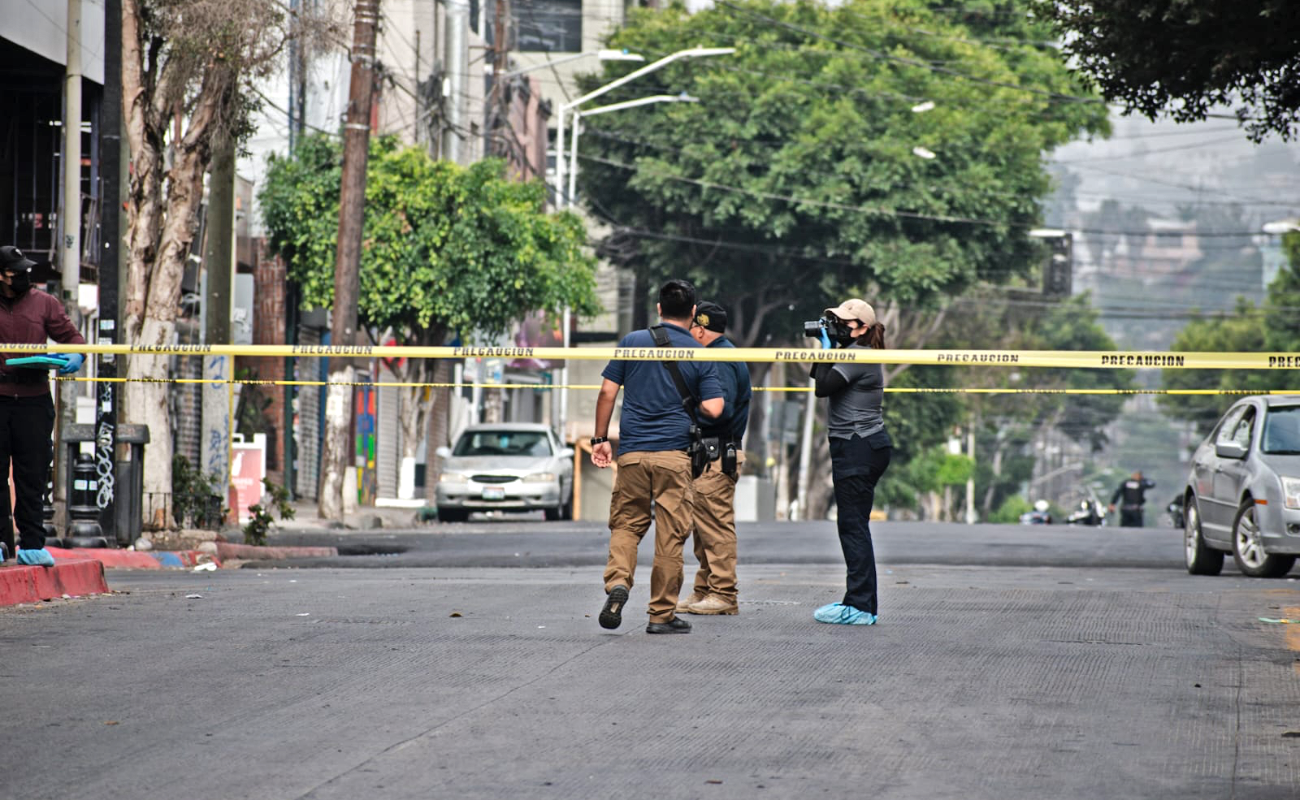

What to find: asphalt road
left=2, top=521, right=1299, bottom=800
left=264, top=519, right=1193, bottom=570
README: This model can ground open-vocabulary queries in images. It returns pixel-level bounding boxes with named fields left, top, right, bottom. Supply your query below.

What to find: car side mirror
left=435, top=446, right=452, bottom=459
left=560, top=447, right=575, bottom=458
left=1215, top=441, right=1247, bottom=460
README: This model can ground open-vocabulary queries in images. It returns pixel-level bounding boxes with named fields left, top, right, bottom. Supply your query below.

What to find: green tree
left=261, top=135, right=599, bottom=464
left=1160, top=232, right=1300, bottom=435
left=581, top=0, right=1106, bottom=342
left=1037, top=0, right=1300, bottom=142
left=574, top=0, right=1107, bottom=512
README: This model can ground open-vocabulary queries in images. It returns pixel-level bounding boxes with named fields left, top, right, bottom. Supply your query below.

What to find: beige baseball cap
left=825, top=299, right=876, bottom=327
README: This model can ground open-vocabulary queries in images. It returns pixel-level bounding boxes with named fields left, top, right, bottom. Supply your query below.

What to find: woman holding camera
left=810, top=299, right=890, bottom=626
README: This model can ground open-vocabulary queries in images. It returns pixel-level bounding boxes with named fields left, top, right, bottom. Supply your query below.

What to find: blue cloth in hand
left=819, top=329, right=832, bottom=350
left=57, top=353, right=84, bottom=375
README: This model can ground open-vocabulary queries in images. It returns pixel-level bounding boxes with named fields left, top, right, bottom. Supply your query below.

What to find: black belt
left=0, top=373, right=43, bottom=384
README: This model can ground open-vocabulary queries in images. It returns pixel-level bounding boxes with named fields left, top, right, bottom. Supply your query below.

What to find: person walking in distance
left=1109, top=471, right=1155, bottom=528
left=591, top=280, right=724, bottom=634
left=0, top=246, right=86, bottom=566
left=810, top=299, right=891, bottom=625
left=678, top=301, right=751, bottom=617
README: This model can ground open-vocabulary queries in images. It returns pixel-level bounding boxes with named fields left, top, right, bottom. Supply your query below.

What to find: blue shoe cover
left=17, top=548, right=56, bottom=567
left=813, top=602, right=877, bottom=625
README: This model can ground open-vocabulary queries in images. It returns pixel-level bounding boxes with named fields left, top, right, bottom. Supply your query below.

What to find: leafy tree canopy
left=577, top=0, right=1108, bottom=342
left=1159, top=232, right=1300, bottom=432
left=1037, top=0, right=1300, bottom=142
left=260, top=135, right=600, bottom=345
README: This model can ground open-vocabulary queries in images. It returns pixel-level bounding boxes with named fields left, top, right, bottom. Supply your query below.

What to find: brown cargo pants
left=604, top=450, right=696, bottom=623
left=689, top=451, right=744, bottom=602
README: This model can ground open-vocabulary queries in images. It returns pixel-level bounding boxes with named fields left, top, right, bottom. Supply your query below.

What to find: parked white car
left=434, top=424, right=575, bottom=523
left=1183, top=395, right=1300, bottom=577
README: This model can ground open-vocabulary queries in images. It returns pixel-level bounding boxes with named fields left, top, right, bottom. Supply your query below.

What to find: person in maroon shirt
left=0, top=246, right=85, bottom=567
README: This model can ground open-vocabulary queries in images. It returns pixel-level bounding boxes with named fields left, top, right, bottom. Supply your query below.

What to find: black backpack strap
left=650, top=325, right=699, bottom=424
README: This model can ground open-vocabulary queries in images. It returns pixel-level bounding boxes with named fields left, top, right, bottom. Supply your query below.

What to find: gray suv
left=1183, top=395, right=1300, bottom=577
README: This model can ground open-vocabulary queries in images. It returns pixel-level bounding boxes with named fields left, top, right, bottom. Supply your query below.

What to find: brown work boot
left=689, top=594, right=739, bottom=615
left=676, top=591, right=706, bottom=613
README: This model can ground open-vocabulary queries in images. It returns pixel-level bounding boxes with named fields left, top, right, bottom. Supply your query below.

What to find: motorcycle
left=1019, top=499, right=1054, bottom=525
left=1066, top=498, right=1106, bottom=526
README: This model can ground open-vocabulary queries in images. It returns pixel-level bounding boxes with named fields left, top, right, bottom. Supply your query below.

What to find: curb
left=47, top=546, right=221, bottom=570
left=0, top=559, right=110, bottom=606
left=215, top=543, right=339, bottom=560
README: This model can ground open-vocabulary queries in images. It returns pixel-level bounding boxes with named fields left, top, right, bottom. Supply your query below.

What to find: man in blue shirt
left=678, top=301, right=751, bottom=617
left=591, top=280, right=724, bottom=634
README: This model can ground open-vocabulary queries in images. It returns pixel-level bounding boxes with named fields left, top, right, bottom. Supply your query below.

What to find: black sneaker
left=646, top=617, right=692, bottom=634
left=599, top=586, right=630, bottom=629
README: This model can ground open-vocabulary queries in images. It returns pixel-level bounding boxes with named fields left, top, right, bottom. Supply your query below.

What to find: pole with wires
left=319, top=0, right=380, bottom=521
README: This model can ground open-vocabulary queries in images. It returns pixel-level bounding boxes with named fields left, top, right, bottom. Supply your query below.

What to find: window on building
left=483, top=0, right=583, bottom=53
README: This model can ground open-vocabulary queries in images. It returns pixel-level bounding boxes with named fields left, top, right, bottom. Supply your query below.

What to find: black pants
left=0, top=394, right=54, bottom=551
left=1120, top=508, right=1144, bottom=528
left=831, top=441, right=891, bottom=615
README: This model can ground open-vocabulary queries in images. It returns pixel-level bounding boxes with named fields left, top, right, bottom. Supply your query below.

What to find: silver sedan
left=434, top=424, right=575, bottom=523
left=1183, top=395, right=1300, bottom=577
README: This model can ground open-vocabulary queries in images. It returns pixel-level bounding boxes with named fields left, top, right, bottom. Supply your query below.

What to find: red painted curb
left=216, top=543, right=338, bottom=560
left=48, top=546, right=162, bottom=569
left=0, top=559, right=110, bottom=606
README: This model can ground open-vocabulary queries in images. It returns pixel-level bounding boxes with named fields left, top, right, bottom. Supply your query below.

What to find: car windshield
left=453, top=430, right=552, bottom=457
left=1262, top=407, right=1300, bottom=454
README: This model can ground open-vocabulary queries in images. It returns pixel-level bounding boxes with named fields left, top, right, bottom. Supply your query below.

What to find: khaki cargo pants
left=689, top=451, right=744, bottom=602
left=604, top=450, right=695, bottom=623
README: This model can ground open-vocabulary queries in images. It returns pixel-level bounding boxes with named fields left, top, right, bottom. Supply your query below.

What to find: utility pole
left=201, top=135, right=236, bottom=496
left=56, top=0, right=83, bottom=531
left=442, top=0, right=468, bottom=164
left=794, top=376, right=816, bottom=520
left=95, top=0, right=122, bottom=543
left=966, top=425, right=977, bottom=525
left=320, top=0, right=380, bottom=520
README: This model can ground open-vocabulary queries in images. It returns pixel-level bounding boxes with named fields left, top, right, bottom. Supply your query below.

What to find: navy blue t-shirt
left=700, top=336, right=751, bottom=446
left=602, top=323, right=723, bottom=454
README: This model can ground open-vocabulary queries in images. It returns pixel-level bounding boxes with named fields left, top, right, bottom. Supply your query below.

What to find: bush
left=990, top=495, right=1032, bottom=524
left=242, top=478, right=295, bottom=546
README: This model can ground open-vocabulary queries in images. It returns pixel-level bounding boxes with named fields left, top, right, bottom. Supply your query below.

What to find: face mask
left=8, top=269, right=31, bottom=294
left=827, top=317, right=857, bottom=346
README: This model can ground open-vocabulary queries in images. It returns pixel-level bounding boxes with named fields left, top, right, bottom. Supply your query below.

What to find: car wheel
left=544, top=505, right=562, bottom=521
left=1231, top=500, right=1296, bottom=578
left=1184, top=498, right=1223, bottom=576
left=437, top=508, right=469, bottom=524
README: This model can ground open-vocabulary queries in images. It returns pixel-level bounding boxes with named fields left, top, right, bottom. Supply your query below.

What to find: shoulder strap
left=650, top=325, right=699, bottom=423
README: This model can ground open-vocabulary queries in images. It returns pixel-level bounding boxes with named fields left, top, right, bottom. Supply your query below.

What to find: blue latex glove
left=57, top=353, right=85, bottom=375
left=819, top=328, right=833, bottom=350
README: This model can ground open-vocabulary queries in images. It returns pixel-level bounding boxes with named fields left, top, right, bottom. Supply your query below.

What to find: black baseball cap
left=694, top=301, right=728, bottom=333
left=0, top=246, right=36, bottom=272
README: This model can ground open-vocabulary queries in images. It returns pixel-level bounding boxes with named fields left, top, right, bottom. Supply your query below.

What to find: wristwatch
left=590, top=436, right=608, bottom=446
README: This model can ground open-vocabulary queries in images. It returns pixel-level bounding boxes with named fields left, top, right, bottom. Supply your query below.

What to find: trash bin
left=61, top=423, right=149, bottom=548
left=115, top=424, right=150, bottom=548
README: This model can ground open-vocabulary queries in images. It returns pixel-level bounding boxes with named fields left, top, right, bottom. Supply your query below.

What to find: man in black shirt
left=1109, top=471, right=1155, bottom=528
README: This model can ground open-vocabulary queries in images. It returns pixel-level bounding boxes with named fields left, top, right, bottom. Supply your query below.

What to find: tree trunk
left=318, top=365, right=355, bottom=520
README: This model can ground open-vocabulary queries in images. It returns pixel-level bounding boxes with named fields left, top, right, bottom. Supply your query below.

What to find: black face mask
left=6, top=269, right=31, bottom=294
left=826, top=317, right=857, bottom=346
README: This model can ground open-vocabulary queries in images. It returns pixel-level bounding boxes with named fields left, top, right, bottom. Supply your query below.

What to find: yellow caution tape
left=54, top=376, right=1300, bottom=396
left=20, top=342, right=1300, bottom=369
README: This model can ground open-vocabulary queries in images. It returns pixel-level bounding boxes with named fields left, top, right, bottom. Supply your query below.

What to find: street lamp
left=566, top=93, right=700, bottom=210
left=554, top=92, right=701, bottom=440
left=547, top=46, right=733, bottom=442
left=504, top=49, right=645, bottom=79
left=553, top=46, right=735, bottom=209
left=1263, top=219, right=1300, bottom=235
